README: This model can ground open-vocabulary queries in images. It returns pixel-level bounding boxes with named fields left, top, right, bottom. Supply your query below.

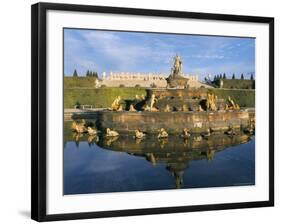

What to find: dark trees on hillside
left=86, top=70, right=98, bottom=78
left=73, top=69, right=78, bottom=77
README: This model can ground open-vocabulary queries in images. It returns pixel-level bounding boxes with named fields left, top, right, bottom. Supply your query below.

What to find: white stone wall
left=97, top=72, right=199, bottom=88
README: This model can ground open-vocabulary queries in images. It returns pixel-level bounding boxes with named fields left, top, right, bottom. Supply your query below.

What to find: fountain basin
left=97, top=110, right=253, bottom=134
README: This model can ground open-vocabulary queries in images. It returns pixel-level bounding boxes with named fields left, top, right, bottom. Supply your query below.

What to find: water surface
left=64, top=130, right=255, bottom=195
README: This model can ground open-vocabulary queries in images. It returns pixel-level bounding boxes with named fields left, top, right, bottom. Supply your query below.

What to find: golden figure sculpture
left=182, top=104, right=188, bottom=112
left=134, top=129, right=146, bottom=139
left=71, top=119, right=87, bottom=133
left=164, top=104, right=171, bottom=112
left=143, top=104, right=150, bottom=111
left=181, top=128, right=191, bottom=138
left=129, top=104, right=137, bottom=112
left=206, top=93, right=217, bottom=111
left=149, top=94, right=157, bottom=111
left=106, top=128, right=119, bottom=137
left=116, top=105, right=123, bottom=111
left=198, top=105, right=204, bottom=112
left=225, top=104, right=229, bottom=110
left=142, top=94, right=158, bottom=111
left=150, top=107, right=159, bottom=112
left=228, top=96, right=235, bottom=108
left=158, top=128, right=169, bottom=139
left=87, top=126, right=97, bottom=136
left=226, top=96, right=240, bottom=110
left=111, top=96, right=122, bottom=111
left=135, top=94, right=145, bottom=101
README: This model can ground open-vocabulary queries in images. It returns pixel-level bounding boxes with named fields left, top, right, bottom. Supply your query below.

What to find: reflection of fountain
left=158, top=138, right=169, bottom=149
left=65, top=125, right=253, bottom=189
left=72, top=133, right=83, bottom=147
left=135, top=138, right=144, bottom=145
left=105, top=136, right=119, bottom=146
left=95, top=132, right=252, bottom=189
left=167, top=166, right=185, bottom=189
left=87, top=135, right=99, bottom=145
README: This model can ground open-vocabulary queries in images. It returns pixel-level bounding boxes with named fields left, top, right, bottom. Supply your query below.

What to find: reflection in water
left=87, top=135, right=99, bottom=146
left=64, top=124, right=255, bottom=195
left=105, top=136, right=119, bottom=146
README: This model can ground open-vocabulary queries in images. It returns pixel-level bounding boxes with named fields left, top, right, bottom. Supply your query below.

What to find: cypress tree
left=73, top=69, right=78, bottom=77
left=232, top=73, right=235, bottom=80
left=93, top=72, right=98, bottom=78
left=241, top=73, right=244, bottom=80
left=213, top=75, right=216, bottom=82
left=250, top=73, right=254, bottom=80
left=223, top=73, right=226, bottom=79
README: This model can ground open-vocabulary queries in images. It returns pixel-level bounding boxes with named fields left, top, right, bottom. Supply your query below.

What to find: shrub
left=74, top=101, right=81, bottom=109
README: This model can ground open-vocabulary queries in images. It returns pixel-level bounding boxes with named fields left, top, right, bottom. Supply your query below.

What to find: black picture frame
left=31, top=2, right=274, bottom=222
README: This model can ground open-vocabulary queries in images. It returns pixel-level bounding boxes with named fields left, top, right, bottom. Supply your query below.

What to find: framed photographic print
left=31, top=2, right=274, bottom=222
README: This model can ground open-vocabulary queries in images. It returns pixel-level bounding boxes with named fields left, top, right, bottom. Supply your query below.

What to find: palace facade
left=97, top=72, right=200, bottom=88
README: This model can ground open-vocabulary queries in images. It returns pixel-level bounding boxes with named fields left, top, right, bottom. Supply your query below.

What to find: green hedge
left=64, top=76, right=255, bottom=108
left=64, top=87, right=146, bottom=108
left=64, top=77, right=97, bottom=88
left=214, top=79, right=255, bottom=89
left=64, top=87, right=255, bottom=108
left=208, top=89, right=255, bottom=107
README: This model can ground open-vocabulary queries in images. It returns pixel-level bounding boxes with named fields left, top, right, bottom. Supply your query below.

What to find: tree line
left=72, top=69, right=98, bottom=78
left=212, top=73, right=254, bottom=81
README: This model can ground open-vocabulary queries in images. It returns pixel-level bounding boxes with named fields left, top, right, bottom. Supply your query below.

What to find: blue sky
left=64, top=28, right=255, bottom=80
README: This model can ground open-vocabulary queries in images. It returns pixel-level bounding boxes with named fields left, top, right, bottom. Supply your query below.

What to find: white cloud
left=80, top=31, right=179, bottom=72
left=189, top=55, right=224, bottom=59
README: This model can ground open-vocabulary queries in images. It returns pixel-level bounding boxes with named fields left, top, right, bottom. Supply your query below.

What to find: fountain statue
left=111, top=96, right=122, bottom=111
left=167, top=54, right=190, bottom=88
left=94, top=55, right=252, bottom=135
left=227, top=96, right=240, bottom=110
left=129, top=104, right=137, bottom=112
left=171, top=54, right=183, bottom=78
left=164, top=104, right=171, bottom=112
left=206, top=93, right=217, bottom=111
